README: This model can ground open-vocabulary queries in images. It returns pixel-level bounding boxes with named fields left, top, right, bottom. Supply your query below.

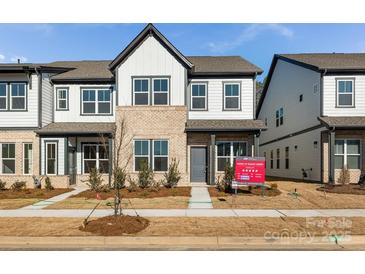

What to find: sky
left=1, top=23, right=365, bottom=80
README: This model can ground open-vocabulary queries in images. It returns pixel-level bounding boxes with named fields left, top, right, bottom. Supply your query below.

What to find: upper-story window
left=275, top=107, right=284, bottom=127
left=223, top=83, right=240, bottom=110
left=0, top=82, right=27, bottom=111
left=337, top=79, right=354, bottom=107
left=0, top=83, right=7, bottom=110
left=191, top=83, right=207, bottom=110
left=81, top=88, right=112, bottom=115
left=133, top=77, right=169, bottom=106
left=56, top=88, right=69, bottom=110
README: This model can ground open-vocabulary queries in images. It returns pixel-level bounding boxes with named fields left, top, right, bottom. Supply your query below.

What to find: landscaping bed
left=317, top=184, right=365, bottom=195
left=208, top=185, right=281, bottom=197
left=80, top=215, right=150, bottom=236
left=0, top=188, right=72, bottom=199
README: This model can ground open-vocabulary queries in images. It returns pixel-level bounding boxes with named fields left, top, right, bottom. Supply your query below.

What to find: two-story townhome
left=0, top=24, right=265, bottom=188
left=258, top=53, right=365, bottom=184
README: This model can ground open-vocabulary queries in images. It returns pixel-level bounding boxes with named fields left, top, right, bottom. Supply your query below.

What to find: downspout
left=253, top=72, right=257, bottom=119
left=320, top=69, right=327, bottom=117
left=35, top=68, right=42, bottom=128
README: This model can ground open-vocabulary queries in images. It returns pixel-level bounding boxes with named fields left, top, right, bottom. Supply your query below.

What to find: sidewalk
left=0, top=235, right=364, bottom=250
left=1, top=208, right=365, bottom=218
left=188, top=183, right=212, bottom=209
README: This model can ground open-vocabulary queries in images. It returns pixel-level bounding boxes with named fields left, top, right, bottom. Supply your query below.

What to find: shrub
left=44, top=176, right=54, bottom=190
left=337, top=166, right=350, bottom=185
left=164, top=158, right=181, bottom=188
left=138, top=160, right=154, bottom=189
left=114, top=167, right=127, bottom=190
left=150, top=179, right=163, bottom=192
left=10, top=181, right=26, bottom=191
left=87, top=168, right=104, bottom=192
left=0, top=179, right=6, bottom=191
left=127, top=176, right=138, bottom=192
left=270, top=183, right=278, bottom=190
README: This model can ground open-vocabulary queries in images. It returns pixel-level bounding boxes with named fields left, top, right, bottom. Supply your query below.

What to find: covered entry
left=190, top=147, right=207, bottom=182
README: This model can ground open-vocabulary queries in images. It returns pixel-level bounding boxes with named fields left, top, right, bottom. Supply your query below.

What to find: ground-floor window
left=46, top=142, right=57, bottom=175
left=276, top=148, right=280, bottom=169
left=134, top=139, right=168, bottom=172
left=285, top=146, right=289, bottom=169
left=83, top=143, right=109, bottom=174
left=1, top=143, right=15, bottom=174
left=216, top=141, right=247, bottom=171
left=23, top=143, right=33, bottom=175
left=335, top=139, right=361, bottom=169
left=270, top=150, right=273, bottom=169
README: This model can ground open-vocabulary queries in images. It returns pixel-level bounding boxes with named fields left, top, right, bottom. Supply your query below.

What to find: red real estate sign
left=234, top=157, right=265, bottom=184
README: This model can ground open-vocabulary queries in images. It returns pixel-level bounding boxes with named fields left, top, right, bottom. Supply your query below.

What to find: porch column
left=209, top=134, right=216, bottom=185
left=108, top=136, right=113, bottom=188
left=254, top=132, right=260, bottom=157
left=329, top=131, right=335, bottom=184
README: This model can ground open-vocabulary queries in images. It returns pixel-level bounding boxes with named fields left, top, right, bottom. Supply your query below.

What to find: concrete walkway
left=188, top=183, right=212, bottom=209
left=1, top=208, right=365, bottom=218
left=21, top=186, right=87, bottom=210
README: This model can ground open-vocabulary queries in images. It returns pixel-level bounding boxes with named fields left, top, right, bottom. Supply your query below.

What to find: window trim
left=9, top=82, right=27, bottom=111
left=23, top=143, right=33, bottom=175
left=81, top=143, right=109, bottom=174
left=276, top=148, right=280, bottom=169
left=336, top=78, right=355, bottom=108
left=133, top=139, right=169, bottom=172
left=223, top=82, right=241, bottom=111
left=132, top=76, right=171, bottom=106
left=275, top=107, right=284, bottom=127
left=1, top=143, right=16, bottom=175
left=80, top=87, right=113, bottom=116
left=270, top=150, right=274, bottom=169
left=45, top=141, right=58, bottom=175
left=133, top=139, right=150, bottom=172
left=0, top=83, right=7, bottom=111
left=56, top=87, right=69, bottom=111
left=215, top=141, right=248, bottom=172
left=132, top=77, right=150, bottom=106
left=285, top=146, right=289, bottom=169
left=0, top=81, right=28, bottom=112
left=152, top=77, right=170, bottom=106
left=190, top=82, right=208, bottom=111
left=334, top=138, right=361, bottom=170
left=152, top=139, right=169, bottom=172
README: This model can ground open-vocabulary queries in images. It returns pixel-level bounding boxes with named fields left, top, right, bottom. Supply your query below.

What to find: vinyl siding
left=117, top=35, right=187, bottom=106
left=0, top=73, right=39, bottom=128
left=53, top=84, right=115, bottom=122
left=41, top=73, right=53, bottom=126
left=188, top=78, right=254, bottom=120
left=40, top=137, right=65, bottom=175
left=323, top=74, right=365, bottom=116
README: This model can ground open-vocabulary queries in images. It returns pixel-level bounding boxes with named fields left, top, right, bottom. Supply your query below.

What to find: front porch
left=35, top=122, right=115, bottom=188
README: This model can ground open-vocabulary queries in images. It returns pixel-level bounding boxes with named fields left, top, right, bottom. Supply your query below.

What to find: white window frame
left=216, top=141, right=247, bottom=172
left=334, top=139, right=361, bottom=170
left=152, top=78, right=169, bottom=105
left=133, top=78, right=150, bottom=105
left=276, top=107, right=284, bottom=127
left=56, top=88, right=68, bottom=110
left=23, top=143, right=33, bottom=175
left=10, top=83, right=26, bottom=110
left=336, top=79, right=354, bottom=107
left=191, top=83, right=208, bottom=110
left=81, top=88, right=112, bottom=115
left=1, top=143, right=16, bottom=174
left=133, top=139, right=150, bottom=172
left=152, top=140, right=169, bottom=172
left=45, top=142, right=57, bottom=175
left=0, top=83, right=7, bottom=110
left=223, top=83, right=240, bottom=111
left=82, top=143, right=109, bottom=174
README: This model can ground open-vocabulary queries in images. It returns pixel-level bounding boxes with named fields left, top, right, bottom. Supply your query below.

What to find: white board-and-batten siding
left=41, top=137, right=66, bottom=175
left=41, top=73, right=53, bottom=127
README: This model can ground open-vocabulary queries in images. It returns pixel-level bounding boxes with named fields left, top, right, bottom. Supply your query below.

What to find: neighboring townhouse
left=257, top=53, right=365, bottom=184
left=0, top=24, right=265, bottom=188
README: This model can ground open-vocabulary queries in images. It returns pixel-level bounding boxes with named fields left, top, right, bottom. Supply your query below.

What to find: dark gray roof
left=280, top=53, right=365, bottom=71
left=49, top=60, right=114, bottom=81
left=35, top=122, right=115, bottom=135
left=318, top=116, right=365, bottom=128
left=188, top=56, right=262, bottom=75
left=186, top=119, right=266, bottom=132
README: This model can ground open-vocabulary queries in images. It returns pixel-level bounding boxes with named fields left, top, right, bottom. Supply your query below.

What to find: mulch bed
left=80, top=215, right=150, bottom=236
left=72, top=187, right=191, bottom=200
left=317, top=184, right=365, bottom=195
left=208, top=186, right=281, bottom=197
left=0, top=188, right=72, bottom=199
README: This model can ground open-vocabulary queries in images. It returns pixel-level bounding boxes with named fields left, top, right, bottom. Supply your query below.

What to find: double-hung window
left=1, top=143, right=15, bottom=174
left=0, top=83, right=7, bottom=110
left=191, top=83, right=207, bottom=110
left=10, top=83, right=26, bottom=110
left=56, top=88, right=68, bottom=110
left=134, top=140, right=150, bottom=171
left=285, top=146, right=289, bottom=169
left=83, top=144, right=109, bottom=174
left=134, top=140, right=169, bottom=172
left=337, top=79, right=354, bottom=107
left=153, top=140, right=168, bottom=171
left=153, top=78, right=169, bottom=105
left=223, top=83, right=240, bottom=110
left=46, top=142, right=57, bottom=175
left=216, top=141, right=247, bottom=171
left=133, top=79, right=150, bottom=105
left=335, top=139, right=361, bottom=169
left=276, top=148, right=280, bottom=169
left=81, top=88, right=112, bottom=114
left=270, top=150, right=274, bottom=169
left=276, top=107, right=284, bottom=127
left=23, top=143, right=33, bottom=175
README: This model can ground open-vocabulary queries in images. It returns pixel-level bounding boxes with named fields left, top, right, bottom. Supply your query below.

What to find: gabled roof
left=318, top=116, right=365, bottom=129
left=109, top=23, right=193, bottom=71
left=35, top=122, right=115, bottom=136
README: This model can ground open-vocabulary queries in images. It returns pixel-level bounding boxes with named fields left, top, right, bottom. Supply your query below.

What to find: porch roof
left=35, top=122, right=115, bottom=136
left=318, top=116, right=365, bottom=129
left=185, top=119, right=266, bottom=132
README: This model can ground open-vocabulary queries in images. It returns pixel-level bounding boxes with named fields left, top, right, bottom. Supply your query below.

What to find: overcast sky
left=1, top=23, right=364, bottom=80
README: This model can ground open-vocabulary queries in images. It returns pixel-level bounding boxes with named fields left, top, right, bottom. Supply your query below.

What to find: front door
left=68, top=147, right=77, bottom=185
left=190, top=147, right=207, bottom=182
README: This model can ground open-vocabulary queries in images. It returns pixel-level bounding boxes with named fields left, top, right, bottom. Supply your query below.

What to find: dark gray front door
left=68, top=147, right=77, bottom=185
left=190, top=147, right=207, bottom=182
